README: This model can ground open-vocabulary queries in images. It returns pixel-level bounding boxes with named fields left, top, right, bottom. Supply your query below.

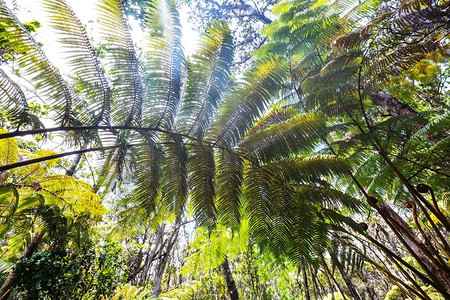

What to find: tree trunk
left=334, top=256, right=362, bottom=300
left=302, top=266, right=311, bottom=300
left=222, top=258, right=239, bottom=300
left=322, top=259, right=347, bottom=299
left=308, top=265, right=321, bottom=300
left=152, top=229, right=179, bottom=297
left=0, top=231, right=44, bottom=299
left=66, top=152, right=83, bottom=176
left=370, top=90, right=417, bottom=117
left=375, top=200, right=450, bottom=296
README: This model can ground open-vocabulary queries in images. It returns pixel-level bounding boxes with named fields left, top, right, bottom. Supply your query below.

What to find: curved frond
left=216, top=149, right=243, bottom=229
left=98, top=0, right=143, bottom=127
left=211, top=57, right=287, bottom=147
left=129, top=138, right=161, bottom=213
left=189, top=142, right=216, bottom=228
left=161, top=135, right=188, bottom=219
left=144, top=0, right=184, bottom=130
left=178, top=20, right=233, bottom=139
left=0, top=1, right=78, bottom=126
left=265, top=155, right=350, bottom=183
left=0, top=69, right=36, bottom=128
left=44, top=0, right=112, bottom=126
left=239, top=113, right=327, bottom=163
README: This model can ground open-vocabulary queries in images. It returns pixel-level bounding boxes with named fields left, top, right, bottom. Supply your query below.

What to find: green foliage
left=13, top=243, right=128, bottom=299
left=1, top=0, right=449, bottom=298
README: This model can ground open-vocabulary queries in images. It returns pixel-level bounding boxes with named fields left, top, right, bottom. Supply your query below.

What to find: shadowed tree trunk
left=370, top=90, right=417, bottom=117
left=0, top=231, right=44, bottom=299
left=152, top=228, right=179, bottom=297
left=222, top=258, right=239, bottom=300
left=333, top=255, right=362, bottom=300
left=302, top=266, right=311, bottom=300
left=373, top=200, right=450, bottom=296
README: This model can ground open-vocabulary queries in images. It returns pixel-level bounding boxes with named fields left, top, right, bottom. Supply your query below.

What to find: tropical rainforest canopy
left=0, top=0, right=449, bottom=298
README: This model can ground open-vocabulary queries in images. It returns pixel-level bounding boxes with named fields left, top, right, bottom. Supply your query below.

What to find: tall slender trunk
left=222, top=258, right=239, bottom=300
left=302, top=266, right=311, bottom=300
left=308, top=265, right=321, bottom=300
left=0, top=231, right=44, bottom=299
left=152, top=229, right=179, bottom=297
left=322, top=258, right=347, bottom=299
left=333, top=256, right=362, bottom=300
left=374, top=200, right=450, bottom=296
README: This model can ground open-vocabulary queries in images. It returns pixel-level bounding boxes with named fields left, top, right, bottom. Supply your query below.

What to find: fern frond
left=216, top=149, right=243, bottom=229
left=0, top=69, right=36, bottom=128
left=239, top=113, right=327, bottom=163
left=189, top=142, right=216, bottom=228
left=289, top=200, right=328, bottom=265
left=98, top=0, right=143, bottom=127
left=0, top=1, right=78, bottom=126
left=265, top=155, right=350, bottom=183
left=243, top=163, right=274, bottom=245
left=44, top=0, right=112, bottom=126
left=211, top=57, right=287, bottom=147
left=129, top=138, right=161, bottom=213
left=161, top=135, right=188, bottom=219
left=144, top=0, right=184, bottom=130
left=178, top=20, right=233, bottom=139
left=296, top=185, right=363, bottom=212
left=246, top=107, right=300, bottom=135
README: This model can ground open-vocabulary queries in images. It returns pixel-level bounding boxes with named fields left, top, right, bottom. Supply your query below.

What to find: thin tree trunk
left=222, top=258, right=239, bottom=300
left=302, top=266, right=311, bottom=300
left=308, top=265, right=321, bottom=300
left=322, top=259, right=347, bottom=299
left=152, top=229, right=178, bottom=297
left=66, top=152, right=83, bottom=176
left=0, top=231, right=44, bottom=299
left=333, top=256, right=362, bottom=300
left=374, top=200, right=450, bottom=296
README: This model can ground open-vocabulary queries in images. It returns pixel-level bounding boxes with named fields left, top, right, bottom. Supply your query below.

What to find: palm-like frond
left=98, top=0, right=143, bottom=127
left=246, top=107, right=299, bottom=135
left=211, top=57, right=287, bottom=147
left=265, top=155, right=350, bottom=183
left=161, top=135, right=188, bottom=219
left=43, top=0, right=112, bottom=126
left=243, top=163, right=274, bottom=246
left=216, top=149, right=243, bottom=230
left=188, top=142, right=216, bottom=228
left=0, top=1, right=78, bottom=126
left=296, top=185, right=363, bottom=213
left=178, top=21, right=233, bottom=139
left=129, top=138, right=161, bottom=213
left=239, top=113, right=327, bottom=163
left=144, top=0, right=184, bottom=130
left=0, top=69, right=38, bottom=128
left=289, top=199, right=329, bottom=265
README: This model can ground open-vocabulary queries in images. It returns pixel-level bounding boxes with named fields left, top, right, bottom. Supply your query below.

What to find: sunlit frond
left=98, top=0, right=143, bottom=127
left=178, top=20, right=233, bottom=139
left=211, top=57, right=287, bottom=147
left=44, top=0, right=112, bottom=126
left=0, top=1, right=78, bottom=126
left=144, top=0, right=184, bottom=130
